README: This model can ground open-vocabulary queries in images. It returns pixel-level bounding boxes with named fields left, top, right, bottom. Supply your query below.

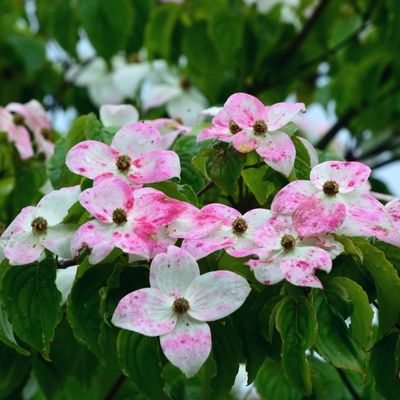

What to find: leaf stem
left=337, top=369, right=361, bottom=400
left=196, top=181, right=214, bottom=197
left=104, top=374, right=126, bottom=400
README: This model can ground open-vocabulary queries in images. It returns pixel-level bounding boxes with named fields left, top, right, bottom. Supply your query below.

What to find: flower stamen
left=229, top=120, right=242, bottom=134
left=116, top=154, right=131, bottom=172
left=173, top=297, right=190, bottom=314
left=112, top=208, right=128, bottom=225
left=232, top=217, right=248, bottom=234
left=12, top=113, right=25, bottom=126
left=281, top=234, right=296, bottom=250
left=323, top=180, right=339, bottom=196
left=31, top=217, right=48, bottom=234
left=253, top=119, right=268, bottom=135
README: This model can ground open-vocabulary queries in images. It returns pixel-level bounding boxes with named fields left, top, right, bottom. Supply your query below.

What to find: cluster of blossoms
left=0, top=99, right=54, bottom=160
left=1, top=92, right=399, bottom=377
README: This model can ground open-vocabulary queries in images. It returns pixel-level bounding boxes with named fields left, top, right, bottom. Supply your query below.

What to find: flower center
left=115, top=154, right=131, bottom=172
left=322, top=180, right=339, bottom=196
left=281, top=234, right=296, bottom=250
left=253, top=119, right=268, bottom=135
left=173, top=297, right=190, bottom=314
left=232, top=217, right=248, bottom=234
left=41, top=128, right=52, bottom=140
left=31, top=217, right=48, bottom=234
left=12, top=113, right=25, bottom=126
left=112, top=208, right=128, bottom=225
left=229, top=120, right=242, bottom=134
left=180, top=76, right=191, bottom=90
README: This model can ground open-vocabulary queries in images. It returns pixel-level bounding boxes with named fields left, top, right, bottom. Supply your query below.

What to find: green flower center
left=112, top=208, right=128, bottom=225
left=31, top=217, right=48, bottom=234
left=232, top=217, right=248, bottom=234
left=116, top=155, right=131, bottom=172
left=173, top=298, right=190, bottom=314
left=323, top=180, right=339, bottom=196
left=281, top=234, right=296, bottom=250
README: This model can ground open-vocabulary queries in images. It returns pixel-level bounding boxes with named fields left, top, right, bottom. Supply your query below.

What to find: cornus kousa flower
left=6, top=100, right=54, bottom=159
left=112, top=246, right=251, bottom=377
left=249, top=214, right=344, bottom=288
left=198, top=92, right=305, bottom=176
left=0, top=107, right=34, bottom=159
left=99, top=104, right=139, bottom=128
left=71, top=177, right=189, bottom=264
left=2, top=186, right=80, bottom=265
left=66, top=121, right=180, bottom=185
left=272, top=161, right=388, bottom=237
left=152, top=118, right=191, bottom=149
left=376, top=199, right=400, bottom=247
left=168, top=204, right=270, bottom=260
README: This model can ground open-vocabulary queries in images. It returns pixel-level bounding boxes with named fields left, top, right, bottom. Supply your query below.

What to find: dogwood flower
left=66, top=121, right=181, bottom=185
left=3, top=186, right=80, bottom=265
left=376, top=199, right=400, bottom=247
left=112, top=245, right=251, bottom=377
left=99, top=104, right=139, bottom=128
left=249, top=214, right=343, bottom=288
left=56, top=265, right=78, bottom=304
left=71, top=177, right=189, bottom=264
left=198, top=93, right=305, bottom=176
left=6, top=100, right=54, bottom=159
left=271, top=161, right=388, bottom=237
left=140, top=60, right=208, bottom=126
left=168, top=204, right=269, bottom=259
left=0, top=107, right=33, bottom=159
left=152, top=118, right=191, bottom=149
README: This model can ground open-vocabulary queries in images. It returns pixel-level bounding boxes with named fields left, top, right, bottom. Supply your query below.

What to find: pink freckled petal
left=4, top=231, right=42, bottom=265
left=310, top=161, right=371, bottom=193
left=247, top=257, right=285, bottom=285
left=112, top=288, right=177, bottom=336
left=265, top=102, right=305, bottom=131
left=185, top=270, right=250, bottom=321
left=150, top=246, right=199, bottom=298
left=232, top=130, right=260, bottom=153
left=160, top=316, right=211, bottom=378
left=256, top=131, right=295, bottom=176
left=294, top=194, right=346, bottom=236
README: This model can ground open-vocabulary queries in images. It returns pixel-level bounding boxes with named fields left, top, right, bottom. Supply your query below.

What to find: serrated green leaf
left=292, top=135, right=312, bottom=180
left=1, top=259, right=62, bottom=358
left=117, top=330, right=167, bottom=400
left=241, top=166, right=275, bottom=205
left=147, top=181, right=198, bottom=206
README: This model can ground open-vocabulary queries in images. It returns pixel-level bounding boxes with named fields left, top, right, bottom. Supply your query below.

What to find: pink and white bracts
left=198, top=93, right=305, bottom=176
left=249, top=214, right=344, bottom=288
left=168, top=203, right=270, bottom=259
left=112, top=246, right=250, bottom=377
left=272, top=161, right=388, bottom=237
left=66, top=121, right=181, bottom=185
left=376, top=199, right=400, bottom=246
left=2, top=186, right=81, bottom=265
left=71, top=177, right=190, bottom=264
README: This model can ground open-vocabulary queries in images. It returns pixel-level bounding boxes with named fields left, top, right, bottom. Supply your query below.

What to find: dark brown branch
left=196, top=181, right=214, bottom=197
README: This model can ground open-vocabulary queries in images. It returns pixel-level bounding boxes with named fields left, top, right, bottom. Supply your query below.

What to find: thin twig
left=104, top=374, right=125, bottom=400
left=196, top=181, right=214, bottom=197
left=337, top=369, right=362, bottom=400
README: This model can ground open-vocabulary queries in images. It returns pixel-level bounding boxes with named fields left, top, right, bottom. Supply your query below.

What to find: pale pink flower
left=112, top=245, right=250, bottom=377
left=2, top=186, right=81, bottom=265
left=272, top=161, right=388, bottom=237
left=99, top=104, right=139, bottom=128
left=71, top=177, right=190, bottom=264
left=6, top=100, right=54, bottom=159
left=152, top=118, right=191, bottom=149
left=168, top=203, right=270, bottom=259
left=0, top=107, right=33, bottom=159
left=198, top=93, right=305, bottom=176
left=249, top=214, right=343, bottom=288
left=66, top=121, right=181, bottom=185
left=376, top=199, right=400, bottom=247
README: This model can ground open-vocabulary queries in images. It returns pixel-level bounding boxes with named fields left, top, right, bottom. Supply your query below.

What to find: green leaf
left=326, top=277, right=373, bottom=348
left=0, top=342, right=30, bottom=398
left=275, top=295, right=316, bottom=394
left=77, top=0, right=133, bottom=59
left=0, top=308, right=30, bottom=355
left=255, top=358, right=301, bottom=400
left=259, top=295, right=284, bottom=342
left=204, top=145, right=247, bottom=196
left=147, top=181, right=198, bottom=206
left=354, top=240, right=400, bottom=335
left=311, top=289, right=366, bottom=372
left=334, top=235, right=363, bottom=262
left=145, top=4, right=181, bottom=61
left=241, top=166, right=275, bottom=205
left=292, top=135, right=312, bottom=180
left=117, top=330, right=167, bottom=400
left=370, top=333, right=400, bottom=399
left=1, top=259, right=62, bottom=359
left=210, top=321, right=241, bottom=399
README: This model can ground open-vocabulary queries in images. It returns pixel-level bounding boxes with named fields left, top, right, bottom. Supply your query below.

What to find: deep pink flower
left=66, top=121, right=181, bottom=185
left=198, top=93, right=305, bottom=176
left=3, top=186, right=81, bottom=265
left=71, top=177, right=190, bottom=263
left=272, top=161, right=387, bottom=237
left=112, top=245, right=250, bottom=377
left=249, top=214, right=343, bottom=288
left=6, top=100, right=54, bottom=158
left=0, top=107, right=33, bottom=159
left=168, top=203, right=270, bottom=259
